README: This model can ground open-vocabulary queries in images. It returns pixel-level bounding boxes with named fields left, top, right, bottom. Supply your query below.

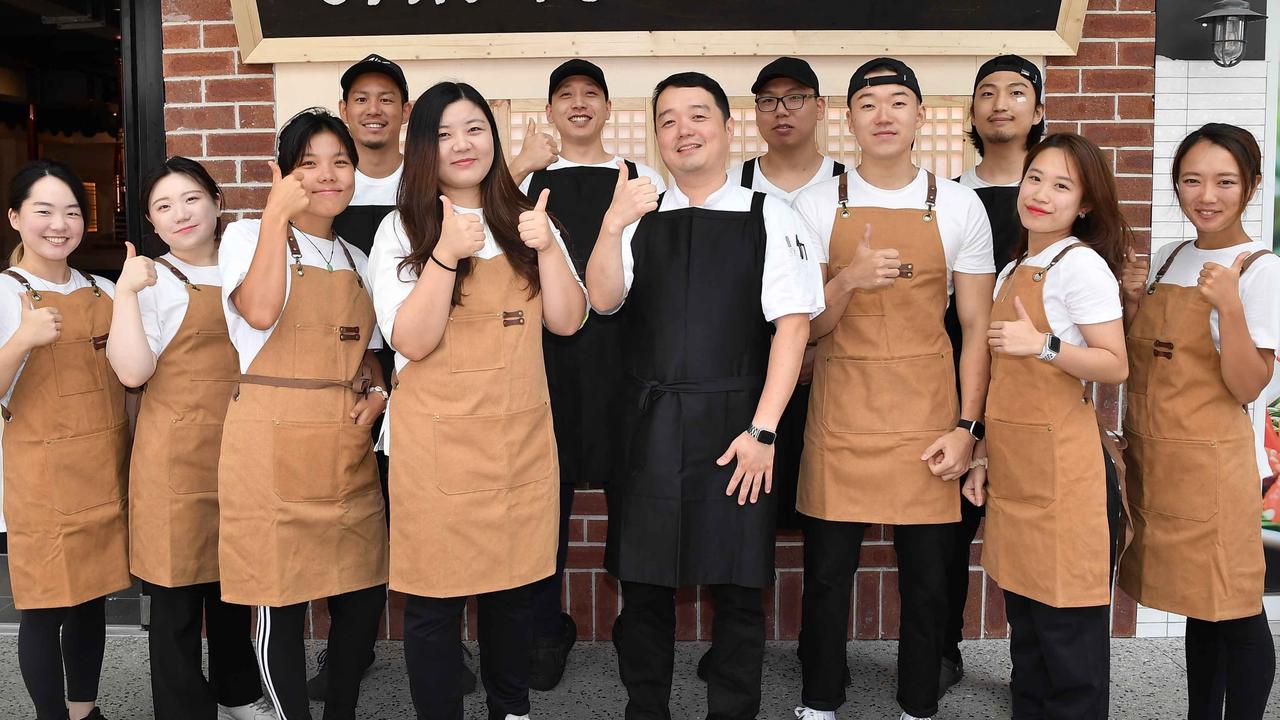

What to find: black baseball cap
left=847, top=57, right=923, bottom=105
left=751, top=57, right=820, bottom=95
left=974, top=54, right=1044, bottom=103
left=341, top=54, right=409, bottom=103
left=548, top=59, right=609, bottom=101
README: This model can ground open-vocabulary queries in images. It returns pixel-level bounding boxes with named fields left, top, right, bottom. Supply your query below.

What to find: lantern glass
left=1212, top=15, right=1248, bottom=66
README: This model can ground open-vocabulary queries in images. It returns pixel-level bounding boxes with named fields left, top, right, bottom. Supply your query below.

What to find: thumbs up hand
left=987, top=295, right=1046, bottom=356
left=603, top=160, right=658, bottom=232
left=1197, top=251, right=1251, bottom=312
left=838, top=223, right=901, bottom=291
left=435, top=195, right=486, bottom=267
left=1120, top=247, right=1149, bottom=306
left=15, top=291, right=62, bottom=350
left=511, top=118, right=560, bottom=178
left=263, top=160, right=309, bottom=223
left=518, top=188, right=556, bottom=253
left=117, top=241, right=157, bottom=294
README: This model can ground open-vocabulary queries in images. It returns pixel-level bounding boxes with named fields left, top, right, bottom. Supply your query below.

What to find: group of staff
left=0, top=49, right=1275, bottom=720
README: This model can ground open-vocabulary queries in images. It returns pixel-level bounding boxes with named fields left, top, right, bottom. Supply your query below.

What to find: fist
left=605, top=160, right=659, bottom=230
left=1198, top=252, right=1250, bottom=311
left=840, top=223, right=900, bottom=291
left=1120, top=248, right=1149, bottom=305
left=518, top=188, right=556, bottom=253
left=513, top=118, right=559, bottom=174
left=987, top=296, right=1044, bottom=356
left=118, top=242, right=157, bottom=294
left=436, top=195, right=485, bottom=265
left=17, top=293, right=61, bottom=349
left=264, top=160, right=309, bottom=221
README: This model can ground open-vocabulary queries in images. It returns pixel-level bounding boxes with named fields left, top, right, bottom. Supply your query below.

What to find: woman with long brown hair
left=366, top=81, right=584, bottom=720
left=963, top=133, right=1130, bottom=718
left=1119, top=123, right=1277, bottom=720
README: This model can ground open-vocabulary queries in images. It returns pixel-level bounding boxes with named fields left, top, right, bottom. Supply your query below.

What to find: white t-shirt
left=791, top=167, right=997, bottom=294
left=0, top=269, right=116, bottom=533
left=957, top=166, right=1020, bottom=190
left=518, top=156, right=666, bottom=195
left=607, top=174, right=825, bottom=322
left=366, top=206, right=584, bottom=452
left=138, top=254, right=224, bottom=358
left=219, top=219, right=383, bottom=373
left=994, top=238, right=1122, bottom=348
left=350, top=162, right=403, bottom=207
left=727, top=155, right=842, bottom=203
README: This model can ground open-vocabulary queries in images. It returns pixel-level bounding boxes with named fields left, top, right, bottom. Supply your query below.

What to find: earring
left=1078, top=211, right=1087, bottom=219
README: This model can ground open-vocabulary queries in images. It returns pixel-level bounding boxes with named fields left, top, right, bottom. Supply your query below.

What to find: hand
left=603, top=160, right=659, bottom=231
left=987, top=296, right=1045, bottom=356
left=435, top=195, right=486, bottom=265
left=961, top=464, right=988, bottom=506
left=798, top=344, right=817, bottom=385
left=263, top=160, right=309, bottom=222
left=837, top=223, right=900, bottom=291
left=512, top=118, right=559, bottom=175
left=349, top=390, right=387, bottom=426
left=15, top=292, right=61, bottom=350
left=1120, top=248, right=1149, bottom=306
left=518, top=188, right=556, bottom=253
left=117, top=242, right=157, bottom=294
left=718, top=431, right=774, bottom=505
left=921, top=427, right=975, bottom=481
left=1197, top=251, right=1250, bottom=312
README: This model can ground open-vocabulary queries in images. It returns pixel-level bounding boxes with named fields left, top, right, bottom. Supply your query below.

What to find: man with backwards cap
left=940, top=53, right=1045, bottom=697
left=790, top=58, right=994, bottom=720
left=512, top=58, right=665, bottom=692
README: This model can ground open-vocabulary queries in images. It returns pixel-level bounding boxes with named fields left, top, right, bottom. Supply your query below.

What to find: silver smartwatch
left=1037, top=333, right=1061, bottom=362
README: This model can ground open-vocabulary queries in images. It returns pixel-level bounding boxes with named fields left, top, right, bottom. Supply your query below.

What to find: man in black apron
left=517, top=58, right=666, bottom=692
left=585, top=72, right=823, bottom=720
left=940, top=54, right=1045, bottom=699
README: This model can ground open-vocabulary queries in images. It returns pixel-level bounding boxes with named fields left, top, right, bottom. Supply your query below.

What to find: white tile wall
left=1136, top=595, right=1280, bottom=638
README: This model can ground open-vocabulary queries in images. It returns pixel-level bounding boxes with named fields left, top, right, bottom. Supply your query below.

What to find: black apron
left=739, top=157, right=844, bottom=530
left=604, top=191, right=775, bottom=589
left=527, top=162, right=638, bottom=486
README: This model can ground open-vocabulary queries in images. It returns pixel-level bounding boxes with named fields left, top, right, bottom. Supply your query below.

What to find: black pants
left=799, top=519, right=953, bottom=718
left=1003, top=447, right=1122, bottom=720
left=403, top=584, right=534, bottom=720
left=616, top=581, right=764, bottom=720
left=943, top=484, right=985, bottom=664
left=145, top=581, right=262, bottom=720
left=530, top=483, right=577, bottom=639
left=1186, top=610, right=1275, bottom=720
left=19, top=596, right=107, bottom=720
left=257, top=584, right=386, bottom=720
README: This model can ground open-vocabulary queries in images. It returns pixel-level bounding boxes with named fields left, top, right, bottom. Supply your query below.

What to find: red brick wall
left=161, top=0, right=1152, bottom=641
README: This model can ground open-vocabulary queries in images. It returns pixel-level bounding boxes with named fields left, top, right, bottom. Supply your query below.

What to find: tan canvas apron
left=2, top=269, right=130, bottom=609
left=390, top=254, right=558, bottom=598
left=129, top=259, right=239, bottom=587
left=1119, top=241, right=1269, bottom=621
left=798, top=172, right=961, bottom=524
left=217, top=235, right=388, bottom=607
left=982, top=244, right=1112, bottom=608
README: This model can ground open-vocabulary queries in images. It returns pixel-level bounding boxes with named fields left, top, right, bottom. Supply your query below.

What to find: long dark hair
left=8, top=159, right=89, bottom=266
left=1016, top=133, right=1132, bottom=275
left=140, top=156, right=225, bottom=242
left=397, top=82, right=540, bottom=304
left=1171, top=123, right=1262, bottom=215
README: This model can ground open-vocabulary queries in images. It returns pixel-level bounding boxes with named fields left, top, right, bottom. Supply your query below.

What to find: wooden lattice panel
left=503, top=99, right=652, bottom=165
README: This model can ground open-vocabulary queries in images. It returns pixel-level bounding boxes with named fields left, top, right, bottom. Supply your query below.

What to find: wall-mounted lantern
left=1195, top=0, right=1267, bottom=68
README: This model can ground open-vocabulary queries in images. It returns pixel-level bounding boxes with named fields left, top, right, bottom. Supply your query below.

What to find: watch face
left=758, top=430, right=776, bottom=445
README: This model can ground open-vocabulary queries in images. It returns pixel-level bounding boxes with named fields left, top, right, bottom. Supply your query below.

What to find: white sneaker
left=795, top=707, right=836, bottom=720
left=899, top=713, right=932, bottom=720
left=218, top=697, right=278, bottom=720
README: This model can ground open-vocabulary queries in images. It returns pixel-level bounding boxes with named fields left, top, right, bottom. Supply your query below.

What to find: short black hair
left=277, top=107, right=360, bottom=174
left=8, top=159, right=88, bottom=214
left=652, top=72, right=731, bottom=124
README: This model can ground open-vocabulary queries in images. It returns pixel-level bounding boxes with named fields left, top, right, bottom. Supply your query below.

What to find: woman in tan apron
left=0, top=160, right=129, bottom=720
left=217, top=109, right=389, bottom=720
left=964, top=134, right=1129, bottom=719
left=1119, top=123, right=1278, bottom=720
left=367, top=81, right=584, bottom=720
left=106, top=157, right=274, bottom=720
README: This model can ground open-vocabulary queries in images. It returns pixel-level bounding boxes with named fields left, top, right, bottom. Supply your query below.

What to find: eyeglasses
left=754, top=93, right=818, bottom=112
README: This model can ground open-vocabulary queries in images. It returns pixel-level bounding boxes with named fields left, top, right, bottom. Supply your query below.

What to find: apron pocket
left=167, top=418, right=224, bottom=494
left=44, top=424, right=128, bottom=514
left=986, top=417, right=1057, bottom=508
left=51, top=339, right=104, bottom=396
left=447, top=313, right=505, bottom=373
left=822, top=353, right=954, bottom=433
left=188, top=330, right=239, bottom=382
left=293, top=324, right=343, bottom=381
left=1131, top=436, right=1219, bottom=522
left=433, top=402, right=552, bottom=494
left=270, top=420, right=372, bottom=502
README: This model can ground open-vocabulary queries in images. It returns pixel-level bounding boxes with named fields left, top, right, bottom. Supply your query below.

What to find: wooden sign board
left=233, top=0, right=1088, bottom=63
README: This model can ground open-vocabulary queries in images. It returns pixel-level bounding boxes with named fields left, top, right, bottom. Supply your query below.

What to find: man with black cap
left=790, top=58, right=994, bottom=720
left=939, top=53, right=1045, bottom=698
left=507, top=58, right=666, bottom=693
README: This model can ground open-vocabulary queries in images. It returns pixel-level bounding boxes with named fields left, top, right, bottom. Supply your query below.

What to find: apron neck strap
left=832, top=160, right=846, bottom=177
left=740, top=158, right=756, bottom=189
left=335, top=238, right=363, bottom=288
left=838, top=172, right=849, bottom=208
left=154, top=257, right=198, bottom=291
left=78, top=270, right=100, bottom=297
left=1030, top=241, right=1084, bottom=282
left=1241, top=248, right=1273, bottom=275
left=286, top=229, right=306, bottom=276
left=924, top=171, right=937, bottom=211
left=4, top=268, right=36, bottom=301
left=1148, top=240, right=1193, bottom=294
left=749, top=191, right=766, bottom=215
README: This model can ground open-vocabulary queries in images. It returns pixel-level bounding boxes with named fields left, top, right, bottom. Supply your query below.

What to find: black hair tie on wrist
left=430, top=253, right=457, bottom=272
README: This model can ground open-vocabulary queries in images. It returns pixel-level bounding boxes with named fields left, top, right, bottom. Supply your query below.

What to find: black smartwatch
left=747, top=424, right=776, bottom=445
left=957, top=419, right=985, bottom=441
